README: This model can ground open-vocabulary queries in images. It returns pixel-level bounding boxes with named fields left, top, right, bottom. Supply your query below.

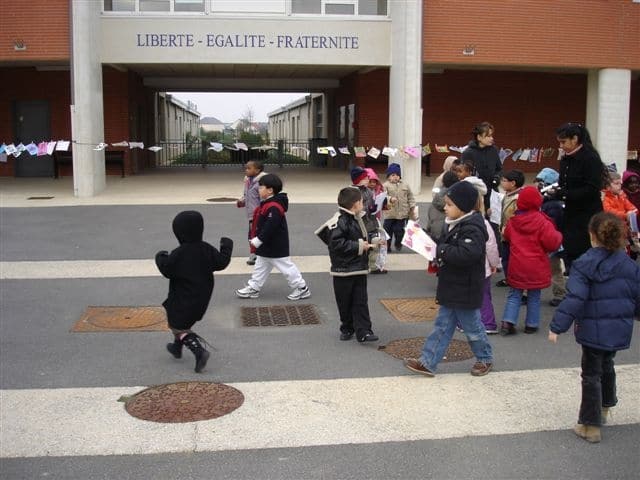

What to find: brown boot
left=573, top=423, right=601, bottom=443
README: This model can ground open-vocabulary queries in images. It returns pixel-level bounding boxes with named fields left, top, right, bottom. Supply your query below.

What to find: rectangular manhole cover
left=380, top=298, right=439, bottom=323
left=71, top=306, right=168, bottom=332
left=241, top=304, right=320, bottom=327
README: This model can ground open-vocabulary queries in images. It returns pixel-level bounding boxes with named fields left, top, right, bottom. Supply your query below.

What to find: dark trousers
left=500, top=240, right=510, bottom=275
left=333, top=275, right=372, bottom=338
left=579, top=345, right=617, bottom=426
left=383, top=218, right=407, bottom=248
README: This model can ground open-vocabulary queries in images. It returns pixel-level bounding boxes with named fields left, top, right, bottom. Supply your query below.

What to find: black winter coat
left=326, top=208, right=369, bottom=276
left=253, top=193, right=290, bottom=258
left=559, top=147, right=603, bottom=258
left=435, top=212, right=488, bottom=309
left=156, top=211, right=233, bottom=330
left=461, top=140, right=502, bottom=211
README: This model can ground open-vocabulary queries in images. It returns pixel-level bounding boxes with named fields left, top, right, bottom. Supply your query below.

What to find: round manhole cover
left=125, top=381, right=244, bottom=423
left=379, top=337, right=474, bottom=362
left=87, top=307, right=164, bottom=329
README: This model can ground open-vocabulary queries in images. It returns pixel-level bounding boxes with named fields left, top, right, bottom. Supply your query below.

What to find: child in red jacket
left=500, top=186, right=562, bottom=335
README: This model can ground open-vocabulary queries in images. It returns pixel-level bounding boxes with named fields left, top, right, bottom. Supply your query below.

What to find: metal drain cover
left=241, top=304, right=320, bottom=327
left=380, top=298, right=439, bottom=322
left=379, top=337, right=474, bottom=362
left=125, top=381, right=244, bottom=423
left=72, top=306, right=168, bottom=332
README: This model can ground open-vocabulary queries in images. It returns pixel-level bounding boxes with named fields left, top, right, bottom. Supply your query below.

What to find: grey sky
left=170, top=92, right=307, bottom=123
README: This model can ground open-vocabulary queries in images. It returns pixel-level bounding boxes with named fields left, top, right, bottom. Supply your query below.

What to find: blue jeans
left=420, top=305, right=493, bottom=372
left=502, top=287, right=541, bottom=327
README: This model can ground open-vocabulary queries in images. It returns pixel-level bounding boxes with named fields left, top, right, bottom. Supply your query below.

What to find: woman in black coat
left=461, top=121, right=502, bottom=215
left=556, top=123, right=605, bottom=271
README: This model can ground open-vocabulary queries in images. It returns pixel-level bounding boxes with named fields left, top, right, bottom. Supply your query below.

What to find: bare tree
left=239, top=106, right=255, bottom=133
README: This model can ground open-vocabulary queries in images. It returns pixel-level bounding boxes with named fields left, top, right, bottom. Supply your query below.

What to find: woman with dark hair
left=556, top=122, right=605, bottom=271
left=461, top=121, right=502, bottom=216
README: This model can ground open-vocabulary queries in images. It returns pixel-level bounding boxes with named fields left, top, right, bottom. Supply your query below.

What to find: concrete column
left=586, top=68, right=631, bottom=174
left=388, top=0, right=423, bottom=194
left=70, top=0, right=105, bottom=197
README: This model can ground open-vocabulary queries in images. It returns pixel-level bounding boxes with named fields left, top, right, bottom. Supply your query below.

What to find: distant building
left=268, top=94, right=326, bottom=142
left=200, top=116, right=225, bottom=134
left=157, top=93, right=200, bottom=142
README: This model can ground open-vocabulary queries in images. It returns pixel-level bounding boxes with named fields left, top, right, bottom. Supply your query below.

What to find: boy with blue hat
left=382, top=163, right=416, bottom=251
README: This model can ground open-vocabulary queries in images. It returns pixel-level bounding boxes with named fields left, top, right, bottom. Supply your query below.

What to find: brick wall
left=334, top=69, right=639, bottom=175
left=423, top=0, right=640, bottom=70
left=0, top=0, right=69, bottom=62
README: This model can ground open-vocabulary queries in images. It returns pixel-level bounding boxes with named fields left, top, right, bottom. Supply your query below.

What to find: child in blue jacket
left=549, top=212, right=640, bottom=443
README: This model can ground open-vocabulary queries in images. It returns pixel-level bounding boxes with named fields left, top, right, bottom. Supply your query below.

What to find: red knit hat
left=516, top=185, right=542, bottom=211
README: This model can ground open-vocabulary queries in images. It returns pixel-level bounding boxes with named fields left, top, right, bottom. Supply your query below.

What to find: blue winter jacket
left=550, top=247, right=640, bottom=351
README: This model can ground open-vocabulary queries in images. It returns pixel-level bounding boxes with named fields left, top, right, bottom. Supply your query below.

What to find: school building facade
left=1, top=0, right=638, bottom=196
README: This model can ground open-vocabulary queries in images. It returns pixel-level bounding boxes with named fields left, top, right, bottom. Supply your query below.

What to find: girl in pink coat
left=500, top=186, right=563, bottom=335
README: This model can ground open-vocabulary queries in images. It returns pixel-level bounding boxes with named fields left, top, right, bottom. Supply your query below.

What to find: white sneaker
left=287, top=285, right=311, bottom=301
left=236, top=285, right=259, bottom=298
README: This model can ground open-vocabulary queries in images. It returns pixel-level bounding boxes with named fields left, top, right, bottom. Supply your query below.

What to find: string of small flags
left=1, top=140, right=637, bottom=164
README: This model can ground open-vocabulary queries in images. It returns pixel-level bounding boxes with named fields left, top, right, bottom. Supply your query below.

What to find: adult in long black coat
left=461, top=121, right=502, bottom=216
left=556, top=123, right=605, bottom=271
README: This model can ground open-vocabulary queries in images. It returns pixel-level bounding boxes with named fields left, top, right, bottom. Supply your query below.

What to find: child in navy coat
left=549, top=212, right=640, bottom=443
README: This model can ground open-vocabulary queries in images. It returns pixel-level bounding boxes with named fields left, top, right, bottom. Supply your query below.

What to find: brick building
left=1, top=0, right=638, bottom=196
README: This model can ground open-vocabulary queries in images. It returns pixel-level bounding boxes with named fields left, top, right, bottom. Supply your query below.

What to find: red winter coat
left=503, top=186, right=563, bottom=290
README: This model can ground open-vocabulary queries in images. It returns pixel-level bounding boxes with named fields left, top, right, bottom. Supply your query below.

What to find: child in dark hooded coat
left=156, top=210, right=233, bottom=372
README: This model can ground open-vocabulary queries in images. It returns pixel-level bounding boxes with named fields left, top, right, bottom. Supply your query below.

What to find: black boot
left=181, top=333, right=210, bottom=373
left=166, top=336, right=182, bottom=359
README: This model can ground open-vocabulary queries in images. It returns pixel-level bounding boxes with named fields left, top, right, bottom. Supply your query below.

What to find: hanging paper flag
left=37, top=142, right=48, bottom=156
left=129, top=142, right=144, bottom=149
left=338, top=146, right=351, bottom=155
left=14, top=143, right=26, bottom=157
left=0, top=144, right=6, bottom=154
left=422, top=143, right=432, bottom=155
left=148, top=146, right=162, bottom=152
left=251, top=145, right=277, bottom=151
left=511, top=149, right=522, bottom=161
left=56, top=141, right=70, bottom=151
left=46, top=141, right=57, bottom=155
left=498, top=148, right=513, bottom=163
left=354, top=146, right=366, bottom=158
left=24, top=142, right=38, bottom=156
left=435, top=144, right=449, bottom=153
left=0, top=153, right=6, bottom=163
left=225, top=144, right=239, bottom=151
left=317, top=146, right=329, bottom=154
left=234, top=142, right=248, bottom=151
left=367, top=147, right=381, bottom=159
left=382, top=146, right=397, bottom=157
left=628, top=150, right=638, bottom=160
left=209, top=142, right=224, bottom=152
left=404, top=146, right=421, bottom=158
left=111, top=141, right=129, bottom=147
left=5, top=144, right=17, bottom=156
left=93, top=142, right=108, bottom=151
left=327, top=146, right=337, bottom=157
left=542, top=148, right=555, bottom=158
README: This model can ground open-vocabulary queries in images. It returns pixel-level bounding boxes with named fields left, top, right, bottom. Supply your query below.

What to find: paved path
left=1, top=171, right=639, bottom=479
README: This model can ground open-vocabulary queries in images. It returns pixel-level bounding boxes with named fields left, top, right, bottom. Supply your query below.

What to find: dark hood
left=576, top=247, right=630, bottom=283
left=172, top=210, right=204, bottom=244
left=268, top=192, right=289, bottom=212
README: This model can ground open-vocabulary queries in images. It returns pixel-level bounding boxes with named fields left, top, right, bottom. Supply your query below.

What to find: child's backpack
left=314, top=211, right=341, bottom=246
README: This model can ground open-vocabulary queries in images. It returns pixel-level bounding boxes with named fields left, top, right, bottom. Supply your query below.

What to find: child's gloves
left=220, top=237, right=234, bottom=251
left=155, top=250, right=169, bottom=259
left=236, top=199, right=245, bottom=208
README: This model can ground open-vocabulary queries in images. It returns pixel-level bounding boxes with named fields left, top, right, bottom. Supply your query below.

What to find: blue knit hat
left=386, top=163, right=401, bottom=177
left=350, top=166, right=368, bottom=185
left=535, top=167, right=559, bottom=186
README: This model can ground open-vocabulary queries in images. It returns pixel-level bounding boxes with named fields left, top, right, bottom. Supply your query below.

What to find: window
left=291, top=0, right=386, bottom=15
left=140, top=0, right=170, bottom=11
left=104, top=0, right=135, bottom=11
left=175, top=0, right=204, bottom=12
